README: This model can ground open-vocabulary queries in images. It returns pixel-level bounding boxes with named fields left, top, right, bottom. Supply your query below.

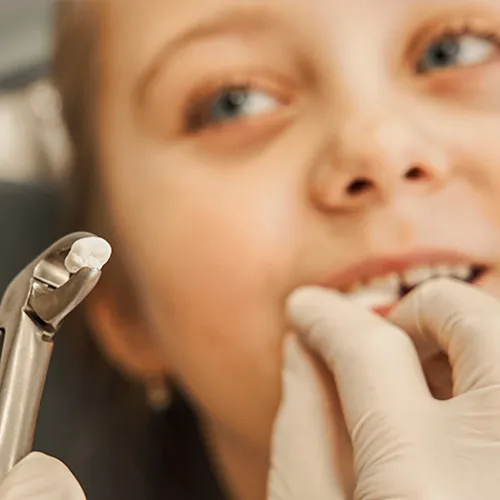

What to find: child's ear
left=84, top=285, right=168, bottom=382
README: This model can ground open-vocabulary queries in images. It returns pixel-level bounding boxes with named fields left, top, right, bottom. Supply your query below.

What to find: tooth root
left=403, top=267, right=433, bottom=287
left=64, top=237, right=112, bottom=274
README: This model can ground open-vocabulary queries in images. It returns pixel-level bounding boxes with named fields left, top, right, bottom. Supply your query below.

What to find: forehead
left=99, top=0, right=449, bottom=61
left=98, top=0, right=498, bottom=90
left=101, top=0, right=490, bottom=33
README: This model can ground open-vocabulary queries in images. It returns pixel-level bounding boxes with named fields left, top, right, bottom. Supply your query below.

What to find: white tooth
left=64, top=237, right=112, bottom=274
left=451, top=265, right=471, bottom=280
left=385, top=273, right=401, bottom=292
left=434, top=264, right=453, bottom=278
left=368, top=273, right=400, bottom=293
left=347, top=287, right=399, bottom=309
left=403, top=266, right=433, bottom=287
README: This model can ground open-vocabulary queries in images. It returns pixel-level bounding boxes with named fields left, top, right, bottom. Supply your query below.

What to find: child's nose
left=310, top=115, right=450, bottom=213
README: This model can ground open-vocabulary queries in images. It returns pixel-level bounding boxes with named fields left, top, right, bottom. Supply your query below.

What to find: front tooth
left=347, top=274, right=401, bottom=308
left=386, top=273, right=400, bottom=291
left=348, top=288, right=398, bottom=309
left=370, top=273, right=400, bottom=293
left=403, top=266, right=433, bottom=287
left=434, top=264, right=453, bottom=278
left=451, top=265, right=471, bottom=280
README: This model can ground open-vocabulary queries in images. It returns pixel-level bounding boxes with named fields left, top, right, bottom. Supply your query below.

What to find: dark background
left=0, top=0, right=57, bottom=283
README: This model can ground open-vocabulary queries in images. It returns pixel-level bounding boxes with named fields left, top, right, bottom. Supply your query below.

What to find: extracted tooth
left=402, top=266, right=433, bottom=287
left=64, top=237, right=112, bottom=274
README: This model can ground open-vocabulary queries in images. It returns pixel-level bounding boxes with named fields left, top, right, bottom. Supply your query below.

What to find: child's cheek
left=168, top=183, right=299, bottom=314
left=127, top=164, right=302, bottom=344
left=132, top=176, right=301, bottom=435
left=425, top=64, right=500, bottom=111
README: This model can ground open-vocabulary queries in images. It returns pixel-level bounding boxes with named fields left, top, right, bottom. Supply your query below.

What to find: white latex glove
left=0, top=453, right=85, bottom=500
left=269, top=278, right=500, bottom=499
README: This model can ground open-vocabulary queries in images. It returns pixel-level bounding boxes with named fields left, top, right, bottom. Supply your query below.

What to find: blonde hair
left=52, top=1, right=100, bottom=231
left=53, top=3, right=154, bottom=367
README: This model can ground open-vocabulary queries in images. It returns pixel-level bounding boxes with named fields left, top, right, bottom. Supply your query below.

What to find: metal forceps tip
left=0, top=232, right=106, bottom=481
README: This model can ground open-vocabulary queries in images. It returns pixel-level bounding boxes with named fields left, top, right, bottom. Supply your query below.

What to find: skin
left=87, top=0, right=500, bottom=498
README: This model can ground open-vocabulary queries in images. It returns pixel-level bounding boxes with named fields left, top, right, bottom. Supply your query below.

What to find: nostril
left=347, top=177, right=374, bottom=196
left=405, top=166, right=427, bottom=180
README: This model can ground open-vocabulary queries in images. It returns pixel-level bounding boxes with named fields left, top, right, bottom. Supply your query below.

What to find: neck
left=205, top=420, right=270, bottom=500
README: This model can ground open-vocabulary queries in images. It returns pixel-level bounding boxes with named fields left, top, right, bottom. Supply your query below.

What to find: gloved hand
left=0, top=453, right=85, bottom=500
left=269, top=278, right=500, bottom=499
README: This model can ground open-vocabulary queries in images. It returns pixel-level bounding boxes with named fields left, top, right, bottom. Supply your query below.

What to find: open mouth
left=340, top=264, right=488, bottom=313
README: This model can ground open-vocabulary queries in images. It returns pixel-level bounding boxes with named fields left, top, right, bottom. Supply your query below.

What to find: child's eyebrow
left=135, top=5, right=288, bottom=103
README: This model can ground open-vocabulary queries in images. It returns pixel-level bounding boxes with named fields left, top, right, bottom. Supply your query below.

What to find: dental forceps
left=0, top=232, right=103, bottom=482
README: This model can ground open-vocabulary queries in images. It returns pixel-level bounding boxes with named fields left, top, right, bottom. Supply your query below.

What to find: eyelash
left=178, top=20, right=500, bottom=134
left=414, top=20, right=500, bottom=71
left=183, top=76, right=289, bottom=133
left=186, top=78, right=252, bottom=131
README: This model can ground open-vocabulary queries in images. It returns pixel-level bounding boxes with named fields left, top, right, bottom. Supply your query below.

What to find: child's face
left=97, top=0, right=500, bottom=467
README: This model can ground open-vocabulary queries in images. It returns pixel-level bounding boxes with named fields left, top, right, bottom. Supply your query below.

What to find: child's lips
left=319, top=251, right=489, bottom=315
left=322, top=252, right=485, bottom=291
left=373, top=304, right=396, bottom=317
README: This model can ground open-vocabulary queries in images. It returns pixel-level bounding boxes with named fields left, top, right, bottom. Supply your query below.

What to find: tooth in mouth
left=345, top=264, right=485, bottom=310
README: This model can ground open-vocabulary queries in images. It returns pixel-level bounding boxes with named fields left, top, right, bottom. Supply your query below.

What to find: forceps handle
left=0, top=317, right=53, bottom=483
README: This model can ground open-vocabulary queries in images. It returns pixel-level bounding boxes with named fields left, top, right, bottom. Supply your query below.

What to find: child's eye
left=187, top=88, right=280, bottom=131
left=417, top=34, right=498, bottom=73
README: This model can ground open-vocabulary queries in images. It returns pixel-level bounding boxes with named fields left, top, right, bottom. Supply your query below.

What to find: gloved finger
left=287, top=287, right=430, bottom=437
left=268, top=336, right=353, bottom=500
left=391, top=278, right=500, bottom=394
left=0, top=452, right=85, bottom=500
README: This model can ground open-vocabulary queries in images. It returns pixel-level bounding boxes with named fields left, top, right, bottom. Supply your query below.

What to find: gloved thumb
left=0, top=452, right=85, bottom=500
left=287, top=287, right=429, bottom=436
left=268, top=335, right=353, bottom=500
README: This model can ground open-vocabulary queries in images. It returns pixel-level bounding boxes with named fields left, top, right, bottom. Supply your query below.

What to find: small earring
left=145, top=376, right=173, bottom=412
